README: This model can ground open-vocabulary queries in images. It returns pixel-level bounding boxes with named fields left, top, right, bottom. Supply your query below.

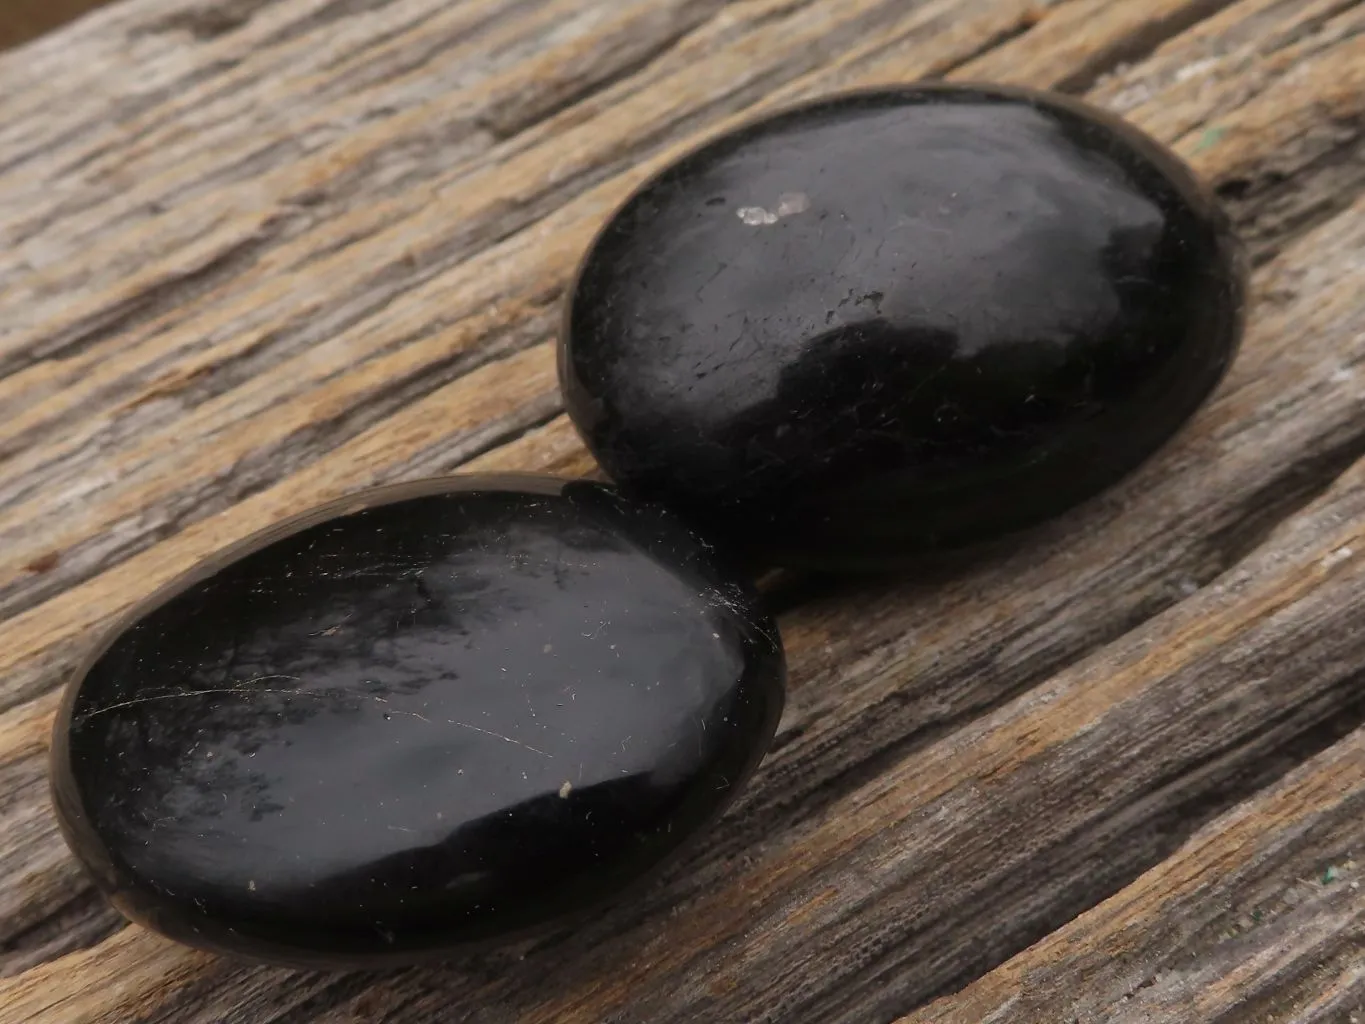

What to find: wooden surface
left=0, top=0, right=109, bottom=51
left=2, top=0, right=1365, bottom=1020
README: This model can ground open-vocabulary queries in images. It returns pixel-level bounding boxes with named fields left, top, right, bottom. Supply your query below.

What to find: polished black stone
left=560, top=82, right=1247, bottom=569
left=51, top=475, right=785, bottom=967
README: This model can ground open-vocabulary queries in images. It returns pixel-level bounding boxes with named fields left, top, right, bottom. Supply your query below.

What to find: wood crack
left=1055, top=0, right=1247, bottom=93
left=0, top=213, right=287, bottom=379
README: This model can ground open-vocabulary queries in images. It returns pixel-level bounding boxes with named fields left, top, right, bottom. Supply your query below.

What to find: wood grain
left=2, top=0, right=1365, bottom=1019
left=904, top=720, right=1365, bottom=1023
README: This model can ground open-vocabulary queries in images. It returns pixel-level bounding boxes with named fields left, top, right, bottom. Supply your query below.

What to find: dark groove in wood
left=1057, top=0, right=1244, bottom=93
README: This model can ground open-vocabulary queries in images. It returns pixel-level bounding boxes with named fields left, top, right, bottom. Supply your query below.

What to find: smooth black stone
left=50, top=475, right=784, bottom=967
left=560, top=82, right=1248, bottom=570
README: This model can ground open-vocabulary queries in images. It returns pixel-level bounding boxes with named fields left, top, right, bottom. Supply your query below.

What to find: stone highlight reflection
left=561, top=83, right=1247, bottom=569
left=51, top=475, right=785, bottom=967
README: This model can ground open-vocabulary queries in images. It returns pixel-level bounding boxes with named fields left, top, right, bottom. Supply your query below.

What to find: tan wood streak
left=0, top=0, right=549, bottom=215
left=0, top=692, right=57, bottom=770
left=0, top=929, right=217, bottom=1024
left=956, top=0, right=1238, bottom=87
left=1088, top=0, right=1363, bottom=126
left=0, top=297, right=557, bottom=556
left=463, top=415, right=598, bottom=478
left=902, top=727, right=1365, bottom=1022
left=1278, top=962, right=1365, bottom=1024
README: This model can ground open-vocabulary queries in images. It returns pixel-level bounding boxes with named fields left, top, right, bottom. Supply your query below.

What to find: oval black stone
left=560, top=82, right=1248, bottom=570
left=50, top=475, right=785, bottom=967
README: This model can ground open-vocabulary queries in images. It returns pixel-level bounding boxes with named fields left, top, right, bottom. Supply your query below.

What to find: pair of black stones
left=53, top=82, right=1245, bottom=968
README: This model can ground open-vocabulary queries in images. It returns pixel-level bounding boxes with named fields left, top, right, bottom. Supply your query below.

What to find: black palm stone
left=560, top=82, right=1248, bottom=569
left=50, top=475, right=785, bottom=967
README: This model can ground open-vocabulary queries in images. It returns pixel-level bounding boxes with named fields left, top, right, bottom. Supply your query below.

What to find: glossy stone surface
left=561, top=83, right=1247, bottom=569
left=51, top=475, right=784, bottom=967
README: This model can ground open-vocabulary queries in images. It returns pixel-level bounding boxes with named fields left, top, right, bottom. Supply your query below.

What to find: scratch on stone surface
left=446, top=719, right=552, bottom=757
left=82, top=675, right=304, bottom=719
left=702, top=585, right=780, bottom=648
left=385, top=709, right=430, bottom=722
left=83, top=678, right=444, bottom=725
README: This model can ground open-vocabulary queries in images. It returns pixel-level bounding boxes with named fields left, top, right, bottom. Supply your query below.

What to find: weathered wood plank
left=2, top=0, right=1345, bottom=966
left=0, top=0, right=1064, bottom=628
left=903, top=724, right=1365, bottom=1024
left=3, top=0, right=1365, bottom=1019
